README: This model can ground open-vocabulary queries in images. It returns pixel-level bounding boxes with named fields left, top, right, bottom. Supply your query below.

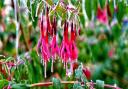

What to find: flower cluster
left=37, top=8, right=78, bottom=78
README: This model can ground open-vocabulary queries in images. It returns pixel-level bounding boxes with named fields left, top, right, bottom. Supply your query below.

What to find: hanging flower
left=69, top=23, right=78, bottom=61
left=67, top=23, right=78, bottom=76
left=50, top=17, right=59, bottom=72
left=60, top=21, right=70, bottom=69
left=97, top=6, right=108, bottom=25
left=37, top=13, right=50, bottom=78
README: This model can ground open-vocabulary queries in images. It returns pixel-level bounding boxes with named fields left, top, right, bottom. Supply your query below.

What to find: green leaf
left=31, top=0, right=39, bottom=28
left=27, top=0, right=30, bottom=11
left=5, top=57, right=14, bottom=62
left=79, top=13, right=85, bottom=28
left=71, top=0, right=78, bottom=6
left=117, top=1, right=125, bottom=23
left=92, top=0, right=98, bottom=16
left=0, top=0, right=4, bottom=8
left=85, top=0, right=92, bottom=20
left=98, top=0, right=106, bottom=9
left=32, top=16, right=38, bottom=28
left=73, top=83, right=84, bottom=89
left=52, top=0, right=58, bottom=4
left=0, top=79, right=9, bottom=89
left=96, top=80, right=104, bottom=89
left=46, top=0, right=54, bottom=6
left=52, top=77, right=61, bottom=89
left=75, top=65, right=83, bottom=79
left=56, top=4, right=67, bottom=20
left=31, top=2, right=37, bottom=17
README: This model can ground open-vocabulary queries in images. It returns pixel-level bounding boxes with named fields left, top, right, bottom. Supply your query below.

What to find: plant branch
left=29, top=81, right=122, bottom=89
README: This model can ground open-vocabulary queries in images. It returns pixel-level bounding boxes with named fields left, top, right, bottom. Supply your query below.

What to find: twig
left=30, top=81, right=78, bottom=87
left=29, top=81, right=122, bottom=89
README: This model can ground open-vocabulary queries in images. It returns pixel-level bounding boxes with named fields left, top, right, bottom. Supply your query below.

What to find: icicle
left=51, top=58, right=53, bottom=72
left=44, top=61, right=47, bottom=78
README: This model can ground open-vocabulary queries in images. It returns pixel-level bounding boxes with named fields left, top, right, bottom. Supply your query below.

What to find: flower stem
left=29, top=81, right=122, bottom=89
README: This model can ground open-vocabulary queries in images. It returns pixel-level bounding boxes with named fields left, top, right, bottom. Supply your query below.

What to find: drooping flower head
left=60, top=21, right=70, bottom=68
left=97, top=5, right=108, bottom=25
left=67, top=23, right=78, bottom=76
left=69, top=23, right=78, bottom=61
left=51, top=17, right=59, bottom=59
left=40, top=14, right=50, bottom=63
left=50, top=17, right=59, bottom=72
left=37, top=12, right=50, bottom=78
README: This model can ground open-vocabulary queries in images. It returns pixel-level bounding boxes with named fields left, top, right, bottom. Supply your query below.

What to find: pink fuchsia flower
left=67, top=23, right=78, bottom=76
left=60, top=21, right=70, bottom=68
left=42, top=24, right=50, bottom=78
left=69, top=23, right=78, bottom=61
left=50, top=17, right=59, bottom=72
left=37, top=13, right=50, bottom=78
left=97, top=6, right=108, bottom=25
left=7, top=83, right=11, bottom=89
left=108, top=48, right=115, bottom=58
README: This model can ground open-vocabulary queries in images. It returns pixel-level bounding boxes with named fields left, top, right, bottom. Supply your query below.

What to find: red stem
left=30, top=81, right=122, bottom=89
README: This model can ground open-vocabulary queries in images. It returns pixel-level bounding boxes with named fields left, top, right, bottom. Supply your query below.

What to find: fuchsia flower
left=50, top=17, right=59, bottom=72
left=60, top=21, right=70, bottom=68
left=69, top=23, right=78, bottom=61
left=37, top=13, right=50, bottom=78
left=67, top=23, right=78, bottom=76
left=97, top=6, right=108, bottom=25
left=40, top=15, right=50, bottom=63
left=37, top=9, right=79, bottom=77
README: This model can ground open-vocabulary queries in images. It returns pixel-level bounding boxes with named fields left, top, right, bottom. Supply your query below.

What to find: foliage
left=0, top=0, right=128, bottom=89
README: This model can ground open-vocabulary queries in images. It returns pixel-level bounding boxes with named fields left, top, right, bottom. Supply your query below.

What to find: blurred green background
left=0, top=0, right=128, bottom=89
